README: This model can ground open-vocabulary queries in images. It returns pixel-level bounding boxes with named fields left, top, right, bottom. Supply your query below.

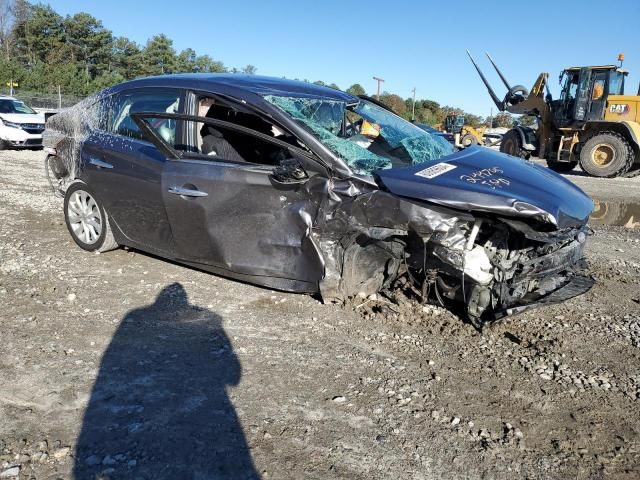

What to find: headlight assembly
left=1, top=120, right=21, bottom=129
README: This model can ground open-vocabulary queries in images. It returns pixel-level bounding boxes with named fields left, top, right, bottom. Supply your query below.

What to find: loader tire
left=460, top=133, right=477, bottom=147
left=500, top=129, right=529, bottom=159
left=579, top=131, right=634, bottom=178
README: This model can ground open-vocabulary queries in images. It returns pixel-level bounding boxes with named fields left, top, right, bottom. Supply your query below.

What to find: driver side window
left=140, top=99, right=302, bottom=167
left=179, top=96, right=300, bottom=166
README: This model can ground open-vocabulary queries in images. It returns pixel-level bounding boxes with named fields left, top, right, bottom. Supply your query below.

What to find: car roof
left=108, top=74, right=357, bottom=102
left=0, top=95, right=16, bottom=100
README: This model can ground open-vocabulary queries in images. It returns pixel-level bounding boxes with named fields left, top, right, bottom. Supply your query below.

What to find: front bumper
left=1, top=128, right=43, bottom=147
left=6, top=137, right=43, bottom=147
left=496, top=275, right=594, bottom=319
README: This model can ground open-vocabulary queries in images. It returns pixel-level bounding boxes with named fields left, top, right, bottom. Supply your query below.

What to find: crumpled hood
left=375, top=146, right=593, bottom=229
left=0, top=113, right=45, bottom=124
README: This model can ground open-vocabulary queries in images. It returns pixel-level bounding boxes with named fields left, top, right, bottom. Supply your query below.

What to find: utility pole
left=411, top=87, right=416, bottom=121
left=373, top=76, right=385, bottom=99
left=58, top=85, right=62, bottom=109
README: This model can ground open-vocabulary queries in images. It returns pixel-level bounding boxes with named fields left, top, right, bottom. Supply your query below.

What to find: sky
left=47, top=0, right=640, bottom=117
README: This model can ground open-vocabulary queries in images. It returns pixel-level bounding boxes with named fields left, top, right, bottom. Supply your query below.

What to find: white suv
left=0, top=96, right=45, bottom=149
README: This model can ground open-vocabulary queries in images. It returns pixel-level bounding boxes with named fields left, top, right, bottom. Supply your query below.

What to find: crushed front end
left=314, top=181, right=593, bottom=327
left=403, top=216, right=593, bottom=326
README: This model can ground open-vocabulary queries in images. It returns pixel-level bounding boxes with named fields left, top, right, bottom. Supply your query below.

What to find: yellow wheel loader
left=440, top=113, right=487, bottom=148
left=468, top=51, right=640, bottom=177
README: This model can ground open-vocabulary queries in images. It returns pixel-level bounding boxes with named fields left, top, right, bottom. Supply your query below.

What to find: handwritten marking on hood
left=460, top=167, right=510, bottom=190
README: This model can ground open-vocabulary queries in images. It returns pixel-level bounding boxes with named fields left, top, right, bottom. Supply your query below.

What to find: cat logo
left=609, top=104, right=629, bottom=114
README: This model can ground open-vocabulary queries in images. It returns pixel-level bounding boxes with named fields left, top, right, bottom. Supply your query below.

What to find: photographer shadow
left=74, top=282, right=258, bottom=479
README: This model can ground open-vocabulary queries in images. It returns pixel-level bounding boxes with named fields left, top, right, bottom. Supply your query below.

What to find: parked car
left=44, top=74, right=594, bottom=325
left=0, top=95, right=45, bottom=149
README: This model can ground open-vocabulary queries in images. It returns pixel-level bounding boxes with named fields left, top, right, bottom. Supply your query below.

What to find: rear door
left=82, top=88, right=184, bottom=255
left=134, top=111, right=326, bottom=290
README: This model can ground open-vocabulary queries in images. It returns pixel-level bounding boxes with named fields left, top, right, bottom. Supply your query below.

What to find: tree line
left=334, top=82, right=517, bottom=128
left=0, top=1, right=520, bottom=128
left=0, top=1, right=253, bottom=96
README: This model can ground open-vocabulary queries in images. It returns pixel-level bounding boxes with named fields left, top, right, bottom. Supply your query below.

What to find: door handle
left=88, top=157, right=113, bottom=169
left=168, top=186, right=208, bottom=197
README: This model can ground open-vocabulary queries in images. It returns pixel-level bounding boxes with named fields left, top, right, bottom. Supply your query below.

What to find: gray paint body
left=45, top=74, right=594, bottom=320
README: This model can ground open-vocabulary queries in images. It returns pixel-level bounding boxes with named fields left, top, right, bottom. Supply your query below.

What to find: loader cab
left=556, top=66, right=627, bottom=126
left=444, top=114, right=465, bottom=134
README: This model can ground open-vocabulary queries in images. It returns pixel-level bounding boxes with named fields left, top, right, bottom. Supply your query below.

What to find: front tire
left=64, top=181, right=118, bottom=253
left=499, top=129, right=529, bottom=159
left=579, top=131, right=634, bottom=177
left=460, top=133, right=477, bottom=148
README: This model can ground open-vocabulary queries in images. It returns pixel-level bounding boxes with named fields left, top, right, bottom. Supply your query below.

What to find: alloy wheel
left=67, top=189, right=103, bottom=245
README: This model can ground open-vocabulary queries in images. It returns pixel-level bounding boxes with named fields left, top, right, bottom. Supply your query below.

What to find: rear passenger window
left=109, top=89, right=181, bottom=141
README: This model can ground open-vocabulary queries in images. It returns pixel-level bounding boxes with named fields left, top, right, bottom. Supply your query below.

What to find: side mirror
left=270, top=158, right=309, bottom=185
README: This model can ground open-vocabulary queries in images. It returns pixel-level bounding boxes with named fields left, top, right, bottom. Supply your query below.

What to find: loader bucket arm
left=486, top=53, right=513, bottom=92
left=466, top=50, right=504, bottom=111
left=530, top=72, right=549, bottom=98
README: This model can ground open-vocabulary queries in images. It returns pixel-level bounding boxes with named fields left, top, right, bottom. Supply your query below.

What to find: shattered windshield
left=264, top=95, right=453, bottom=176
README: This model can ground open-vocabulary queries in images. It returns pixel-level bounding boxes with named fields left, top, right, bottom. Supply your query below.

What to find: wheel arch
left=500, top=127, right=538, bottom=159
left=513, top=126, right=538, bottom=152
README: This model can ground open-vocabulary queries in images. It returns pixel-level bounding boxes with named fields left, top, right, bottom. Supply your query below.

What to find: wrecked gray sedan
left=44, top=74, right=594, bottom=325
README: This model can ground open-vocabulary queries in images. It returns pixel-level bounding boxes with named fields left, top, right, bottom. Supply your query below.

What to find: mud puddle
left=590, top=199, right=640, bottom=228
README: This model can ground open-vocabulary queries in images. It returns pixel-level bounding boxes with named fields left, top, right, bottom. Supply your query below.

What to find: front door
left=162, top=156, right=324, bottom=288
left=574, top=68, right=591, bottom=121
left=132, top=110, right=327, bottom=290
left=585, top=70, right=608, bottom=121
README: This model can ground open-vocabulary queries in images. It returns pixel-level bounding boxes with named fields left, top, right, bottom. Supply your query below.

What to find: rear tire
left=579, top=131, right=634, bottom=177
left=546, top=159, right=578, bottom=173
left=64, top=181, right=118, bottom=253
left=499, top=129, right=529, bottom=159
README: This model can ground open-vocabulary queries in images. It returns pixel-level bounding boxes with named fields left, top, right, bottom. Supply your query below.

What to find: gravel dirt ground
left=1, top=150, right=639, bottom=480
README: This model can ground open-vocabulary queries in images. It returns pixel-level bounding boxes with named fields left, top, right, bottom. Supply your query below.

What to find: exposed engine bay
left=322, top=208, right=591, bottom=327
left=407, top=218, right=590, bottom=325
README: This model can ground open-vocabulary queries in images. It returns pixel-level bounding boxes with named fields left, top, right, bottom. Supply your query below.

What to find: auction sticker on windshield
left=415, top=162, right=457, bottom=179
